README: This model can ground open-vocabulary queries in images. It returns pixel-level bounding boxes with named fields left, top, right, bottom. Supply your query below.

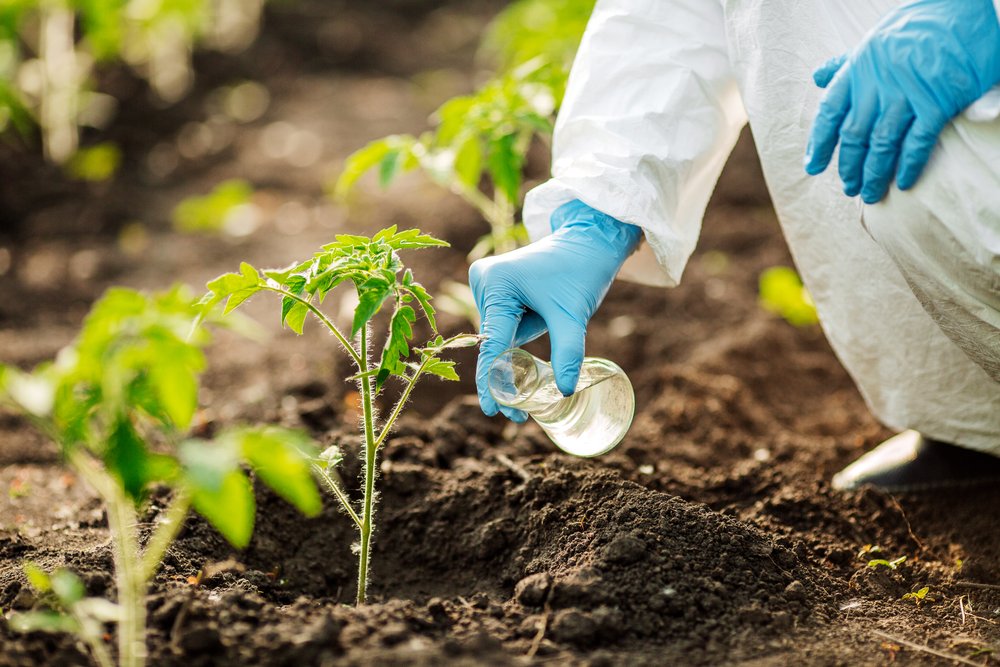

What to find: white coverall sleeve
left=522, top=0, right=748, bottom=287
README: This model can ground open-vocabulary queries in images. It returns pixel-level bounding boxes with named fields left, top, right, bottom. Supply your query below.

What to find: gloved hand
left=469, top=199, right=642, bottom=422
left=803, top=0, right=1000, bottom=204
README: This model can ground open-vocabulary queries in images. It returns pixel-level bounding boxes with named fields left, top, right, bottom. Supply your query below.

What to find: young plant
left=335, top=64, right=553, bottom=260
left=0, top=286, right=322, bottom=667
left=201, top=226, right=478, bottom=605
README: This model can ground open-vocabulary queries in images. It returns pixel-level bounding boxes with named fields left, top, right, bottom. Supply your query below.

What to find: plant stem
left=260, top=286, right=362, bottom=366
left=356, top=326, right=378, bottom=606
left=311, top=463, right=362, bottom=528
left=68, top=450, right=146, bottom=667
left=373, top=360, right=429, bottom=449
left=80, top=631, right=116, bottom=667
left=139, top=490, right=192, bottom=582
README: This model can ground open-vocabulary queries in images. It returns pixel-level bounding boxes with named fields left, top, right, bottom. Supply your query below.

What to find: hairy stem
left=260, top=285, right=362, bottom=366
left=356, top=326, right=378, bottom=605
left=311, top=463, right=361, bottom=528
left=68, top=450, right=146, bottom=667
left=373, top=360, right=429, bottom=449
left=139, top=490, right=192, bottom=582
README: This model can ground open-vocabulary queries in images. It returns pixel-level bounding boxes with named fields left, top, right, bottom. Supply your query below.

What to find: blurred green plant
left=202, top=226, right=479, bottom=605
left=0, top=0, right=266, bottom=163
left=66, top=141, right=122, bottom=182
left=758, top=266, right=819, bottom=327
left=172, top=179, right=255, bottom=234
left=335, top=0, right=594, bottom=264
left=0, top=286, right=321, bottom=667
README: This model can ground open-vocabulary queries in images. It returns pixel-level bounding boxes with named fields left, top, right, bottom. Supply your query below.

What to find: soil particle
left=513, top=572, right=551, bottom=607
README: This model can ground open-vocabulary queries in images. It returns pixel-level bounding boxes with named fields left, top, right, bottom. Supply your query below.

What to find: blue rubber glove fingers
left=804, top=66, right=851, bottom=176
left=837, top=76, right=880, bottom=197
left=861, top=99, right=915, bottom=202
left=469, top=264, right=529, bottom=422
left=813, top=54, right=847, bottom=88
left=805, top=0, right=1000, bottom=201
left=895, top=115, right=946, bottom=191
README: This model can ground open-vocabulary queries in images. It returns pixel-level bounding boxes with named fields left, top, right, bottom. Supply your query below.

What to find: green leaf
left=149, top=358, right=198, bottom=429
left=423, top=359, right=460, bottom=381
left=281, top=296, right=309, bottom=335
left=378, top=148, right=404, bottom=187
left=181, top=439, right=255, bottom=547
left=317, top=445, right=344, bottom=470
left=230, top=427, right=322, bottom=517
left=204, top=262, right=262, bottom=314
left=425, top=333, right=482, bottom=351
left=453, top=134, right=483, bottom=189
left=405, top=280, right=437, bottom=332
left=334, top=138, right=394, bottom=199
left=106, top=419, right=150, bottom=502
left=378, top=305, right=416, bottom=389
left=352, top=280, right=393, bottom=337
left=386, top=228, right=449, bottom=250
left=487, top=133, right=523, bottom=206
left=23, top=563, right=51, bottom=593
left=190, top=470, right=255, bottom=548
left=8, top=610, right=80, bottom=634
left=50, top=570, right=85, bottom=605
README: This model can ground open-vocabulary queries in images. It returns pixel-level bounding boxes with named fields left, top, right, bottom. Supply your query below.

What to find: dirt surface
left=2, top=2, right=1000, bottom=666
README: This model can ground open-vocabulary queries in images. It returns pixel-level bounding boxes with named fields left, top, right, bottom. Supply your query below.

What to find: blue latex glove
left=468, top=199, right=642, bottom=422
left=803, top=0, right=1000, bottom=204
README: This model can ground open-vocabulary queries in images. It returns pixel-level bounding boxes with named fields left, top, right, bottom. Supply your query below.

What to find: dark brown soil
left=2, top=2, right=1000, bottom=666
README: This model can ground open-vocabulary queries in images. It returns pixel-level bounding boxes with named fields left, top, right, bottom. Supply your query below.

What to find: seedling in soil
left=868, top=556, right=907, bottom=570
left=901, top=586, right=931, bottom=605
left=201, top=227, right=479, bottom=605
left=0, top=287, right=322, bottom=667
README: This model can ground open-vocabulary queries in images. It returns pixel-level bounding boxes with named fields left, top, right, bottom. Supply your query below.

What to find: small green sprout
left=901, top=586, right=930, bottom=605
left=202, top=226, right=479, bottom=605
left=1, top=286, right=321, bottom=667
left=867, top=556, right=907, bottom=570
left=758, top=266, right=819, bottom=327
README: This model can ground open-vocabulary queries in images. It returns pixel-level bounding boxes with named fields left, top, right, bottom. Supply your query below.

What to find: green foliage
left=0, top=286, right=320, bottom=527
left=8, top=563, right=120, bottom=667
left=333, top=0, right=596, bottom=263
left=0, top=0, right=266, bottom=162
left=203, top=225, right=453, bottom=392
left=758, top=266, right=819, bottom=327
left=482, top=0, right=595, bottom=72
left=66, top=142, right=122, bottom=182
left=172, top=180, right=255, bottom=234
left=1, top=285, right=322, bottom=667
left=868, top=556, right=907, bottom=570
left=204, top=227, right=478, bottom=605
left=901, top=586, right=930, bottom=604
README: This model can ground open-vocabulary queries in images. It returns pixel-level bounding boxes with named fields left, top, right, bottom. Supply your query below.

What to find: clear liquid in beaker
left=488, top=348, right=635, bottom=457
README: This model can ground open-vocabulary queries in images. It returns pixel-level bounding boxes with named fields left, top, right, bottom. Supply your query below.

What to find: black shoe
left=832, top=430, right=1000, bottom=492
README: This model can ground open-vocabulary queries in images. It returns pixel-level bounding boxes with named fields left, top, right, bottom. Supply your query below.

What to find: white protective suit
left=523, top=0, right=1000, bottom=452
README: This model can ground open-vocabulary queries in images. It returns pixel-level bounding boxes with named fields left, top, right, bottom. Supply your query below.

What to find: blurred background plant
left=0, top=0, right=266, bottom=166
left=334, top=0, right=595, bottom=325
left=335, top=0, right=596, bottom=257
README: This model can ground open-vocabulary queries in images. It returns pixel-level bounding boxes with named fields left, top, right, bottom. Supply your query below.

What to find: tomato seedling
left=201, top=227, right=478, bottom=605
left=0, top=287, right=322, bottom=667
